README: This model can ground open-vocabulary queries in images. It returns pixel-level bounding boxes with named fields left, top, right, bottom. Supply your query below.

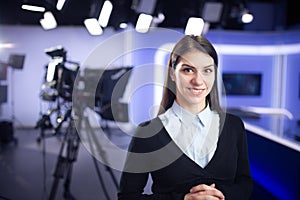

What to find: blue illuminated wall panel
left=285, top=53, right=300, bottom=120
left=221, top=55, right=274, bottom=108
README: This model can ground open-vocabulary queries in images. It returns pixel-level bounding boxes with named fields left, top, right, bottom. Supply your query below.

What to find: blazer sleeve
left=118, top=119, right=186, bottom=200
left=118, top=170, right=185, bottom=200
left=219, top=115, right=253, bottom=200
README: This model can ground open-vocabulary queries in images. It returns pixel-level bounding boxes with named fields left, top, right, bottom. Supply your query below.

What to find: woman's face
left=170, top=50, right=215, bottom=114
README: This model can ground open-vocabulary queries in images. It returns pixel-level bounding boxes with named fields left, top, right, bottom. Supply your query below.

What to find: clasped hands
left=184, top=183, right=225, bottom=200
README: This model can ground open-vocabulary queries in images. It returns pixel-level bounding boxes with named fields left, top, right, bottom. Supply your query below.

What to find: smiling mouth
left=188, top=88, right=205, bottom=95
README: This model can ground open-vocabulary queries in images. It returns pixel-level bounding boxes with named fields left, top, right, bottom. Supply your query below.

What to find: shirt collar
left=171, top=101, right=212, bottom=127
left=197, top=103, right=212, bottom=127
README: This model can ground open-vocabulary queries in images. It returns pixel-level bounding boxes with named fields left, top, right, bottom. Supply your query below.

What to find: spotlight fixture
left=152, top=12, right=165, bottom=25
left=98, top=0, right=113, bottom=28
left=40, top=11, right=57, bottom=30
left=84, top=18, right=103, bottom=35
left=119, top=22, right=128, bottom=29
left=241, top=10, right=253, bottom=23
left=185, top=17, right=204, bottom=36
left=135, top=13, right=153, bottom=33
left=21, top=4, right=45, bottom=12
left=202, top=2, right=223, bottom=23
left=56, top=0, right=66, bottom=10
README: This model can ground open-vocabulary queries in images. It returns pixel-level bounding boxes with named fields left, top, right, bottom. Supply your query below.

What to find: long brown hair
left=157, top=35, right=223, bottom=115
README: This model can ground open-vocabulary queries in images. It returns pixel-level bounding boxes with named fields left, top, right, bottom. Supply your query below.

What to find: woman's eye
left=204, top=68, right=213, bottom=73
left=183, top=68, right=194, bottom=73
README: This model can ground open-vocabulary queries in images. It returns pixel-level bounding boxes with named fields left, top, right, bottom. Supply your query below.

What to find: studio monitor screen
left=222, top=73, right=262, bottom=96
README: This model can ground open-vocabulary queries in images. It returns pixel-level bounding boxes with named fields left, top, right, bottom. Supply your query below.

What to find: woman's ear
left=170, top=68, right=175, bottom=81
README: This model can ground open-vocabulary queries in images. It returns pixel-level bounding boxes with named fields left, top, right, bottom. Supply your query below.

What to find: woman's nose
left=192, top=72, right=204, bottom=85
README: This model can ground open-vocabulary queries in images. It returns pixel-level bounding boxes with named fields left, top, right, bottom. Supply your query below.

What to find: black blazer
left=118, top=113, right=253, bottom=200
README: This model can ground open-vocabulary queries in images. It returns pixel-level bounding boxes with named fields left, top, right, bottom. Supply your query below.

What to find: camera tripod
left=35, top=97, right=70, bottom=143
left=47, top=106, right=119, bottom=200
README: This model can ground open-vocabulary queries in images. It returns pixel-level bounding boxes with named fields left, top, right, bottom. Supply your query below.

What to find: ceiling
left=0, top=0, right=299, bottom=31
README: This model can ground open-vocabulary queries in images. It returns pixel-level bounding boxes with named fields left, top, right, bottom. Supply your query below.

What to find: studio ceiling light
left=40, top=11, right=57, bottom=30
left=84, top=18, right=103, bottom=35
left=119, top=22, right=128, bottom=29
left=185, top=17, right=204, bottom=36
left=98, top=0, right=113, bottom=28
left=21, top=4, right=45, bottom=12
left=56, top=0, right=66, bottom=11
left=135, top=13, right=153, bottom=33
left=241, top=10, right=254, bottom=24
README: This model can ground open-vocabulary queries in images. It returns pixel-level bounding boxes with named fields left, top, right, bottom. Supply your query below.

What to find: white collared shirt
left=158, top=101, right=220, bottom=168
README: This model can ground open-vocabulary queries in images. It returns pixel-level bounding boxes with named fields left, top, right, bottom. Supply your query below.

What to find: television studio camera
left=35, top=45, right=79, bottom=141
left=34, top=45, right=132, bottom=200
left=34, top=46, right=88, bottom=200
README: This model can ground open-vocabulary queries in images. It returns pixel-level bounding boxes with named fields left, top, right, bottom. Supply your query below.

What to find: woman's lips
left=188, top=88, right=205, bottom=95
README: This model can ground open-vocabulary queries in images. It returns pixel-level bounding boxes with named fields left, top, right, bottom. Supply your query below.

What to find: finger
left=190, top=184, right=214, bottom=193
left=196, top=189, right=225, bottom=200
left=186, top=193, right=221, bottom=200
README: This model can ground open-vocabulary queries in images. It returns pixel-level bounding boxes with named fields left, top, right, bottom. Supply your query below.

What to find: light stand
left=0, top=61, right=8, bottom=118
left=0, top=54, right=24, bottom=146
left=7, top=54, right=25, bottom=126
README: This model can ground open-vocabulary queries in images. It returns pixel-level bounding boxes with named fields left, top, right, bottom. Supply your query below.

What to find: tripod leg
left=49, top=116, right=79, bottom=200
left=48, top=138, right=68, bottom=200
left=63, top=165, right=74, bottom=200
left=63, top=125, right=80, bottom=200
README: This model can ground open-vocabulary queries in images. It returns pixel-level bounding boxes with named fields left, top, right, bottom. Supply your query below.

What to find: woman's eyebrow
left=203, top=64, right=214, bottom=68
left=181, top=63, right=195, bottom=68
left=181, top=62, right=214, bottom=69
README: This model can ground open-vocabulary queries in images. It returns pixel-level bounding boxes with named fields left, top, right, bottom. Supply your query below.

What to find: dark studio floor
left=0, top=122, right=133, bottom=200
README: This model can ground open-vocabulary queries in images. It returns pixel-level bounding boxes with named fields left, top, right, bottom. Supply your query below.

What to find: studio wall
left=0, top=25, right=299, bottom=131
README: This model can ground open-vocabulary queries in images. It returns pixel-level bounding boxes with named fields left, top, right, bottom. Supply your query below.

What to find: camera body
left=41, top=46, right=79, bottom=102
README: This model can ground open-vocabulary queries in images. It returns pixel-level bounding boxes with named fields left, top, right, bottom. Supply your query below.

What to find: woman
left=118, top=35, right=253, bottom=200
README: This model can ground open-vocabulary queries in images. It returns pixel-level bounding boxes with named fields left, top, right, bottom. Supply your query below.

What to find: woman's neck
left=175, top=99, right=206, bottom=114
